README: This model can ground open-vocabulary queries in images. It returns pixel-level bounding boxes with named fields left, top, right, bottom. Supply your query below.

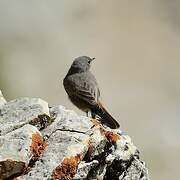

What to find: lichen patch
left=104, top=131, right=120, bottom=143
left=30, top=132, right=48, bottom=161
left=30, top=114, right=54, bottom=130
left=53, top=154, right=82, bottom=180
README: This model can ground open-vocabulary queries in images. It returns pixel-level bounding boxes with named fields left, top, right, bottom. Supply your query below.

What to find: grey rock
left=44, top=105, right=93, bottom=137
left=107, top=135, right=137, bottom=162
left=0, top=90, right=6, bottom=108
left=0, top=124, right=42, bottom=179
left=0, top=97, right=50, bottom=136
left=73, top=160, right=99, bottom=180
left=21, top=106, right=103, bottom=179
left=119, top=158, right=149, bottom=180
left=0, top=97, right=149, bottom=180
left=22, top=130, right=89, bottom=179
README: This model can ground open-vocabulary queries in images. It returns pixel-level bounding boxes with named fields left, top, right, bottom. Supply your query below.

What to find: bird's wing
left=67, top=72, right=99, bottom=106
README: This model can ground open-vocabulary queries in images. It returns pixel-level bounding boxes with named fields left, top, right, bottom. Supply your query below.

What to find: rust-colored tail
left=94, top=102, right=120, bottom=129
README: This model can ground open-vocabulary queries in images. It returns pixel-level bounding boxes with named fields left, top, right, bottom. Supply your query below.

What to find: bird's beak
left=91, top=57, right=95, bottom=61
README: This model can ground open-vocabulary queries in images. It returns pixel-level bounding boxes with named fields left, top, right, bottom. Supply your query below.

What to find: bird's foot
left=90, top=118, right=103, bottom=129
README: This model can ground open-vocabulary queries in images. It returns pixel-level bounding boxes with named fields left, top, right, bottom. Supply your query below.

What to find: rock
left=44, top=105, right=92, bottom=137
left=0, top=97, right=50, bottom=136
left=0, top=124, right=46, bottom=179
left=0, top=90, right=6, bottom=108
left=118, top=158, right=149, bottom=180
left=0, top=97, right=149, bottom=180
left=22, top=130, right=89, bottom=179
left=73, top=160, right=99, bottom=180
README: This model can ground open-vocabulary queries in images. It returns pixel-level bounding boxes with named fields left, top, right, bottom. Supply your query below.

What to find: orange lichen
left=53, top=154, right=82, bottom=180
left=104, top=131, right=120, bottom=143
left=30, top=132, right=48, bottom=161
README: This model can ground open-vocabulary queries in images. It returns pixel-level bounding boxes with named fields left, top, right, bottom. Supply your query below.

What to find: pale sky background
left=0, top=1, right=180, bottom=179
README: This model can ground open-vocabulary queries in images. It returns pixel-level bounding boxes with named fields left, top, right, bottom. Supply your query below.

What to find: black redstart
left=63, top=56, right=120, bottom=129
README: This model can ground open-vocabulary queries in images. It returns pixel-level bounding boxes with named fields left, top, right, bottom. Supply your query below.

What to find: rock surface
left=0, top=91, right=149, bottom=180
left=0, top=125, right=45, bottom=179
left=0, top=97, right=50, bottom=136
left=0, top=90, right=6, bottom=108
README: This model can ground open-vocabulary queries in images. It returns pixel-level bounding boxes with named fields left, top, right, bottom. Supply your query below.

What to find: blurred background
left=0, top=1, right=179, bottom=179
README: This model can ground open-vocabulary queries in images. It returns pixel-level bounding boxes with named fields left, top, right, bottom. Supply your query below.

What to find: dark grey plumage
left=63, top=56, right=120, bottom=129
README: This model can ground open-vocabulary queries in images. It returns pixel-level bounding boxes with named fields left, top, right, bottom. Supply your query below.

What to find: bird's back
left=63, top=71, right=100, bottom=110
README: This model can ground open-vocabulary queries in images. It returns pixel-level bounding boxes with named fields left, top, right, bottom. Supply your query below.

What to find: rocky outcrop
left=0, top=91, right=149, bottom=180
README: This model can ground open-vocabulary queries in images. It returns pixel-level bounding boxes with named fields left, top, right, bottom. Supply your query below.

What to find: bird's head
left=70, top=56, right=95, bottom=73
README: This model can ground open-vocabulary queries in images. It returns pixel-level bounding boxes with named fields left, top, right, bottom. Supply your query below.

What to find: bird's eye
left=88, top=60, right=91, bottom=64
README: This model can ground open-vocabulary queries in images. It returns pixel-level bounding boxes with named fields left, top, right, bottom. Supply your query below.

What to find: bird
left=63, top=56, right=120, bottom=129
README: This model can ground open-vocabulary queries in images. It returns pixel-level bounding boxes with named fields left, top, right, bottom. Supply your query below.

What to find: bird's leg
left=91, top=111, right=96, bottom=119
left=86, top=110, right=92, bottom=118
left=86, top=110, right=96, bottom=129
left=90, top=109, right=101, bottom=128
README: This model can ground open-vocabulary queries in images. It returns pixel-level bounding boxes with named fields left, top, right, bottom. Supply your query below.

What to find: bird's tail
left=94, top=102, right=120, bottom=129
